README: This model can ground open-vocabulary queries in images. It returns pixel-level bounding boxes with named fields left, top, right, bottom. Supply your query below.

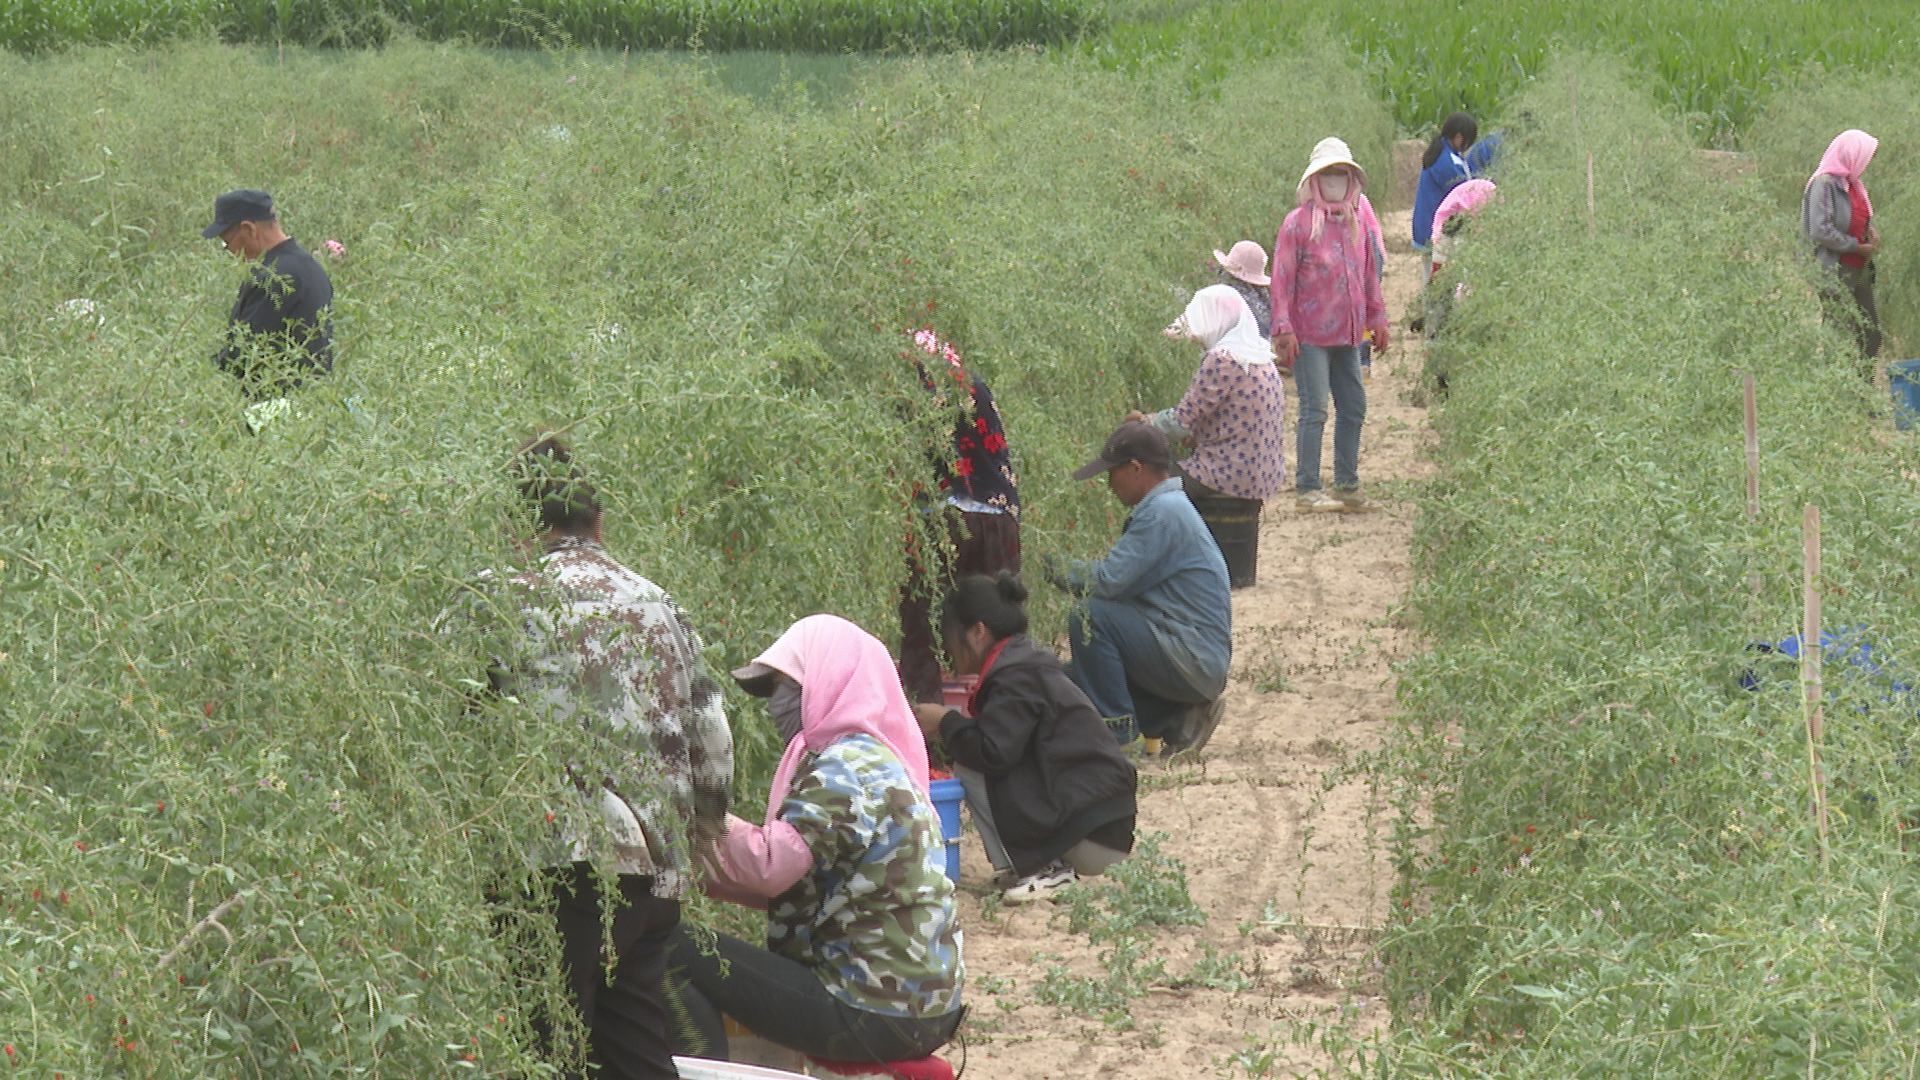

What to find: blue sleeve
left=1066, top=499, right=1176, bottom=600
left=1467, top=133, right=1503, bottom=176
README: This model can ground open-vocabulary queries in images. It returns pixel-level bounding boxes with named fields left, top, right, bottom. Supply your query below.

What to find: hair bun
left=994, top=570, right=1030, bottom=604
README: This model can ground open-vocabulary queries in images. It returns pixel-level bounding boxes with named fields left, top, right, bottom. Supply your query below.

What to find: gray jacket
left=1803, top=174, right=1870, bottom=272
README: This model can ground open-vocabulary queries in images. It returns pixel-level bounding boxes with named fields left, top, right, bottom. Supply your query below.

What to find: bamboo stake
left=1801, top=504, right=1829, bottom=867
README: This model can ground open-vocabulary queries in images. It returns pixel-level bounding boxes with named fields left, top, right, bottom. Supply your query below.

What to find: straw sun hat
left=1212, top=240, right=1271, bottom=286
left=1298, top=136, right=1367, bottom=191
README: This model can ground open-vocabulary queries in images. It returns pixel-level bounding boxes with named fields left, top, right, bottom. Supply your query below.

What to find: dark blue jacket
left=1412, top=147, right=1472, bottom=250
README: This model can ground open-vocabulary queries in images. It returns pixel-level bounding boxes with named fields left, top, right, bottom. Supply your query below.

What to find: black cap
left=202, top=189, right=275, bottom=239
left=1072, top=420, right=1172, bottom=481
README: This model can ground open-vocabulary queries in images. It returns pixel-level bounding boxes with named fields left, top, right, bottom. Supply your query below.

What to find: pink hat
left=1212, top=240, right=1271, bottom=287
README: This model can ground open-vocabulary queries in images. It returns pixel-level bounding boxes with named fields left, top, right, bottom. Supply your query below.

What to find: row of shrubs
left=0, top=41, right=1390, bottom=1076
left=0, top=0, right=1103, bottom=52
left=1384, top=55, right=1920, bottom=1073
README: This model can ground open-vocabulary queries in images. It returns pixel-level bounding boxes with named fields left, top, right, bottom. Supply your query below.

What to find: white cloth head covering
left=1170, top=285, right=1274, bottom=369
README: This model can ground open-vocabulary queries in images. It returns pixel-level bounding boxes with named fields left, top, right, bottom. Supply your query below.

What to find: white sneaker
left=1296, top=490, right=1342, bottom=513
left=1001, top=863, right=1077, bottom=904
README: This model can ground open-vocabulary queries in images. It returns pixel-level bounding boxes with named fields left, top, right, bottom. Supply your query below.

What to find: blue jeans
left=1294, top=344, right=1367, bottom=492
left=1066, top=598, right=1213, bottom=742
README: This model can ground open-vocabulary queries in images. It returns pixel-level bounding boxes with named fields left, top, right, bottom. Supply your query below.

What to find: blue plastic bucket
left=1890, top=359, right=1920, bottom=431
left=927, top=778, right=965, bottom=883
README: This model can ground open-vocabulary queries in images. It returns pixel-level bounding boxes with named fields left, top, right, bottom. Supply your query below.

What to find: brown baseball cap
left=1072, top=420, right=1172, bottom=481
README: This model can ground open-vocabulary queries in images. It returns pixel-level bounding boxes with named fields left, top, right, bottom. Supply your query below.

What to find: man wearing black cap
left=1044, top=421, right=1232, bottom=757
left=203, top=189, right=334, bottom=414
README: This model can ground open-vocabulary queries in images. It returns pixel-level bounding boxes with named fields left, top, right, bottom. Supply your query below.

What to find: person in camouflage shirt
left=666, top=615, right=963, bottom=1065
left=464, top=437, right=733, bottom=1080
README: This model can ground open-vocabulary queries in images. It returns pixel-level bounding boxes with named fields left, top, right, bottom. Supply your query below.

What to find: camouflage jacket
left=767, top=734, right=963, bottom=1018
left=466, top=537, right=733, bottom=898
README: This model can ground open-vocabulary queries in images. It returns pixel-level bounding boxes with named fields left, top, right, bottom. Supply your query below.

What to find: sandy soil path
left=949, top=211, right=1435, bottom=1078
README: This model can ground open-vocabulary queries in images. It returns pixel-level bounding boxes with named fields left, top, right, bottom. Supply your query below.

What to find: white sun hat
left=1298, top=136, right=1367, bottom=190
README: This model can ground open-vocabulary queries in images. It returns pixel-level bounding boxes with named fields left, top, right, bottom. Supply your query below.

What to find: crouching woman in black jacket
left=913, top=572, right=1138, bottom=903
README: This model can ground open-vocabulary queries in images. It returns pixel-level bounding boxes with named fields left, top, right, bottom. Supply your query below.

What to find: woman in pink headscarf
left=1802, top=129, right=1883, bottom=363
left=668, top=615, right=963, bottom=1066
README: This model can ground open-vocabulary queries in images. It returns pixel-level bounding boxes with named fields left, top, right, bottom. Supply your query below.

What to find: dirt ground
left=948, top=212, right=1437, bottom=1078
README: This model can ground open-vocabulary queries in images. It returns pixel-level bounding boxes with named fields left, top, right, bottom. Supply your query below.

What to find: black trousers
left=544, top=864, right=683, bottom=1080
left=664, top=928, right=960, bottom=1063
left=1825, top=261, right=1882, bottom=365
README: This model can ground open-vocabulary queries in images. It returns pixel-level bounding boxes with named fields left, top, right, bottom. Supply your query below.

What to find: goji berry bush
left=0, top=42, right=1388, bottom=1075
left=1380, top=55, right=1920, bottom=1075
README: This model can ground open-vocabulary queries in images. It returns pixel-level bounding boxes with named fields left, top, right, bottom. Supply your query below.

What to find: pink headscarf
left=747, top=614, right=932, bottom=828
left=1431, top=178, right=1498, bottom=242
left=1808, top=130, right=1877, bottom=216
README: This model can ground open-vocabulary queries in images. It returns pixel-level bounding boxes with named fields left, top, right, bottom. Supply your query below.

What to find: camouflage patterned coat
left=466, top=537, right=733, bottom=899
left=768, top=734, right=963, bottom=1019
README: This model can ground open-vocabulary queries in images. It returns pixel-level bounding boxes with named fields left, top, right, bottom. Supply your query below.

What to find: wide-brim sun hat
left=1298, top=137, right=1367, bottom=191
left=1212, top=240, right=1271, bottom=286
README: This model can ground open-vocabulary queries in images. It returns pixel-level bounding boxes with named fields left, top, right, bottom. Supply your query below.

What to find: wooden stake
left=1745, top=373, right=1762, bottom=597
left=1801, top=504, right=1829, bottom=867
left=1744, top=373, right=1760, bottom=521
left=1586, top=152, right=1597, bottom=238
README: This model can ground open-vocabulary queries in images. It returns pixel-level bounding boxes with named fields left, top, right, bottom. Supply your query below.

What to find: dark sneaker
left=1333, top=487, right=1379, bottom=513
left=1174, top=696, right=1228, bottom=758
left=1104, top=714, right=1138, bottom=745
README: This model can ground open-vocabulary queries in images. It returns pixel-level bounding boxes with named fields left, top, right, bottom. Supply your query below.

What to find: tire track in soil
left=950, top=211, right=1433, bottom=1078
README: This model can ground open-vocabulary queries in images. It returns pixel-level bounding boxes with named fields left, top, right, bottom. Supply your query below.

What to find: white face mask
left=1317, top=172, right=1351, bottom=202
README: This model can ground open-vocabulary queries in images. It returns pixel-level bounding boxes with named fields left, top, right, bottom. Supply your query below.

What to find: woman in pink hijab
left=1802, top=129, right=1882, bottom=364
left=667, top=614, right=963, bottom=1067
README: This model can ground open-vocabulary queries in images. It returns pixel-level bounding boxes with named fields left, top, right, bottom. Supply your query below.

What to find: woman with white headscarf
left=1127, top=285, right=1286, bottom=586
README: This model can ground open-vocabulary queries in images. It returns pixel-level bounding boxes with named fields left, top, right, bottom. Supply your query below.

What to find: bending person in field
left=677, top=614, right=964, bottom=1065
left=1802, top=129, right=1883, bottom=366
left=1411, top=112, right=1479, bottom=279
left=1425, top=179, right=1498, bottom=332
left=201, top=188, right=335, bottom=432
left=897, top=327, right=1022, bottom=707
left=460, top=436, right=734, bottom=1080
left=915, top=572, right=1137, bottom=903
left=1272, top=137, right=1390, bottom=514
left=1044, top=421, right=1231, bottom=758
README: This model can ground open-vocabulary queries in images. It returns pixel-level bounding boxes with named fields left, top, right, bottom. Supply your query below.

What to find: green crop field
left=1099, top=0, right=1919, bottom=144
left=8, top=2, right=1920, bottom=1077
left=0, top=40, right=1388, bottom=1075
left=1381, top=54, right=1920, bottom=1075
left=0, top=0, right=1105, bottom=51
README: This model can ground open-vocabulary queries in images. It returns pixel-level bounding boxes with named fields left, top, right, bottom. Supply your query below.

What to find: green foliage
left=1098, top=0, right=1920, bottom=142
left=0, top=42, right=1386, bottom=1075
left=1385, top=54, right=1920, bottom=1074
left=1033, top=833, right=1208, bottom=1028
left=1748, top=75, right=1920, bottom=357
left=0, top=0, right=1104, bottom=52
